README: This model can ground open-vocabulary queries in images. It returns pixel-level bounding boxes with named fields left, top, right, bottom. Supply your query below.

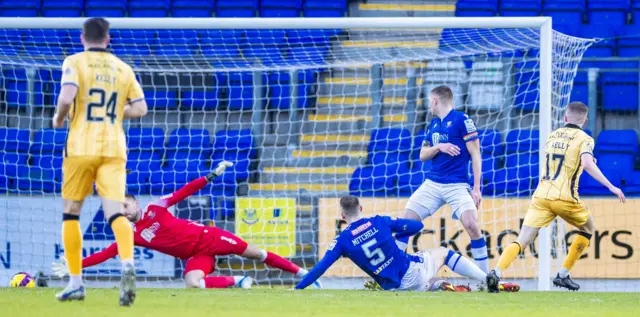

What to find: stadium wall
left=318, top=198, right=640, bottom=279
left=0, top=196, right=176, bottom=286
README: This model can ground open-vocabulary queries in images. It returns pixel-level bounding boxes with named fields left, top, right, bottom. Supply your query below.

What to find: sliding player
left=53, top=17, right=148, bottom=305
left=53, top=161, right=319, bottom=290
left=486, top=102, right=626, bottom=293
left=296, top=196, right=488, bottom=292
left=395, top=86, right=490, bottom=274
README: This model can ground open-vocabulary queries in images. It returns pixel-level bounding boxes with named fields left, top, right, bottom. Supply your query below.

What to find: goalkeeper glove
left=206, top=161, right=234, bottom=182
left=51, top=258, right=69, bottom=278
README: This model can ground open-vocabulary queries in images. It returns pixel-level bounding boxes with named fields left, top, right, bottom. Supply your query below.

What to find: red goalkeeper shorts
left=184, top=227, right=249, bottom=275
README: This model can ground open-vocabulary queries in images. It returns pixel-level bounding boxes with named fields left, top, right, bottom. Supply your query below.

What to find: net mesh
left=2, top=24, right=628, bottom=291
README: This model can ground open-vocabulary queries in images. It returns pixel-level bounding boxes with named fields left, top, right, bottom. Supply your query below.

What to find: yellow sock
left=562, top=234, right=590, bottom=271
left=496, top=242, right=522, bottom=272
left=109, top=214, right=134, bottom=263
left=62, top=215, right=82, bottom=276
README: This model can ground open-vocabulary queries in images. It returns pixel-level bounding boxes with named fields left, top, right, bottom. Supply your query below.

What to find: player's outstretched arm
left=581, top=154, right=626, bottom=203
left=295, top=249, right=341, bottom=290
left=387, top=217, right=424, bottom=240
left=156, top=161, right=234, bottom=208
left=51, top=243, right=119, bottom=278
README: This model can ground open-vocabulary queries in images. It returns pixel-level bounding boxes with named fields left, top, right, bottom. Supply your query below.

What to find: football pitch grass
left=3, top=288, right=639, bottom=317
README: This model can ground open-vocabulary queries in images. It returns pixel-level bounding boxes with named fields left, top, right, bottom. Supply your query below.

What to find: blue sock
left=445, top=250, right=486, bottom=281
left=395, top=235, right=409, bottom=251
left=470, top=238, right=489, bottom=273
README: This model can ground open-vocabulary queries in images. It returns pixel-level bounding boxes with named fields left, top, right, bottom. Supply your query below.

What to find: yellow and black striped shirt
left=533, top=124, right=594, bottom=202
left=60, top=48, right=144, bottom=160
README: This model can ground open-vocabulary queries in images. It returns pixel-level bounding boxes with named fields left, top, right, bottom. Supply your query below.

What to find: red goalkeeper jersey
left=83, top=177, right=210, bottom=268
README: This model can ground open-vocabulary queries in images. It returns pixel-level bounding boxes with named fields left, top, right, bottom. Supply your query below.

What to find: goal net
left=2, top=18, right=629, bottom=291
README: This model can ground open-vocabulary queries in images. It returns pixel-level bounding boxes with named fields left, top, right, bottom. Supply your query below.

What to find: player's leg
left=397, top=180, right=444, bottom=250
left=430, top=247, right=487, bottom=282
left=57, top=156, right=97, bottom=301
left=446, top=184, right=489, bottom=273
left=183, top=255, right=252, bottom=289
left=95, top=157, right=135, bottom=306
left=241, top=244, right=310, bottom=279
left=206, top=227, right=317, bottom=286
left=553, top=202, right=594, bottom=291
left=487, top=198, right=554, bottom=293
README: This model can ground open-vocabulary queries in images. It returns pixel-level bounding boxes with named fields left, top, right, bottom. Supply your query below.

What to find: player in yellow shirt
left=486, top=101, right=626, bottom=293
left=52, top=18, right=148, bottom=305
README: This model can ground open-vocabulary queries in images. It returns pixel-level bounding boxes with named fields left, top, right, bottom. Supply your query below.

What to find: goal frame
left=0, top=17, right=554, bottom=290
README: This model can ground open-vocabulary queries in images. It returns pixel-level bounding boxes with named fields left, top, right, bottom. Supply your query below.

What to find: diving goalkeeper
left=53, top=161, right=319, bottom=289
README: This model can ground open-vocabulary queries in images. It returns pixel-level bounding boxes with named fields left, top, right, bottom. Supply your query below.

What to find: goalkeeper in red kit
left=53, top=161, right=320, bottom=289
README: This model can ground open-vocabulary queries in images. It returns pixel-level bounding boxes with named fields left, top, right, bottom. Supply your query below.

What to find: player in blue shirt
left=296, top=196, right=488, bottom=291
left=395, top=85, right=490, bottom=275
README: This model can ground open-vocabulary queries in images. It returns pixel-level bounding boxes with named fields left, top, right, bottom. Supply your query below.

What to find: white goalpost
left=0, top=17, right=597, bottom=291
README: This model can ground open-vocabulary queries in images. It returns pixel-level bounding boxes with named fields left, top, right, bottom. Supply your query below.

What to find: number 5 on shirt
left=361, top=239, right=385, bottom=266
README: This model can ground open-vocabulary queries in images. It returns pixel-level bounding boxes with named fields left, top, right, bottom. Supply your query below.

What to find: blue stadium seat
left=486, top=162, right=539, bottom=197
left=260, top=0, right=301, bottom=17
left=349, top=163, right=398, bottom=197
left=265, top=71, right=314, bottom=109
left=216, top=0, right=258, bottom=17
left=31, top=129, right=67, bottom=153
left=214, top=129, right=254, bottom=153
left=397, top=161, right=431, bottom=196
left=22, top=129, right=67, bottom=193
left=579, top=168, right=622, bottom=196
left=478, top=129, right=504, bottom=176
left=85, top=0, right=127, bottom=17
left=167, top=128, right=212, bottom=152
left=623, top=171, right=640, bottom=195
left=579, top=25, right=616, bottom=57
left=129, top=0, right=170, bottom=17
left=588, top=0, right=629, bottom=27
left=368, top=128, right=412, bottom=153
left=303, top=0, right=346, bottom=16
left=456, top=0, right=498, bottom=17
left=500, top=0, right=541, bottom=17
left=513, top=62, right=540, bottom=111
left=244, top=29, right=286, bottom=60
left=126, top=127, right=165, bottom=150
left=0, top=128, right=30, bottom=153
left=570, top=71, right=590, bottom=105
left=171, top=0, right=214, bottom=17
left=633, top=0, right=640, bottom=24
left=146, top=90, right=178, bottom=109
left=505, top=130, right=540, bottom=153
left=0, top=0, right=40, bottom=17
left=618, top=25, right=640, bottom=57
left=542, top=0, right=585, bottom=25
left=226, top=71, right=255, bottom=110
left=286, top=46, right=329, bottom=65
left=3, top=69, right=28, bottom=107
left=593, top=130, right=638, bottom=176
left=181, top=90, right=220, bottom=110
left=198, top=29, right=243, bottom=58
left=42, top=0, right=83, bottom=17
left=602, top=73, right=638, bottom=111
left=595, top=130, right=638, bottom=153
left=0, top=152, right=28, bottom=183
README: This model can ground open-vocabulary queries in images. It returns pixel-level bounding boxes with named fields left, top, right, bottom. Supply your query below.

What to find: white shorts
left=395, top=251, right=436, bottom=292
left=405, top=179, right=477, bottom=220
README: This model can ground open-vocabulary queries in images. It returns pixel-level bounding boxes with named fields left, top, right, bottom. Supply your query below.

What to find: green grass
left=2, top=288, right=639, bottom=317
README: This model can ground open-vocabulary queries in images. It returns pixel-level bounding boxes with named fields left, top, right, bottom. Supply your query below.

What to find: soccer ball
left=9, top=272, right=36, bottom=288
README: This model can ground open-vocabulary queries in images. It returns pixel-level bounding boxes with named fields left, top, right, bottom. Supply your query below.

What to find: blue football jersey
left=296, top=215, right=424, bottom=290
left=424, top=109, right=479, bottom=184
